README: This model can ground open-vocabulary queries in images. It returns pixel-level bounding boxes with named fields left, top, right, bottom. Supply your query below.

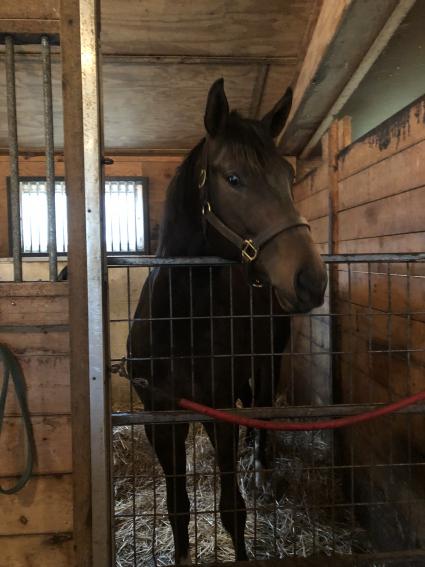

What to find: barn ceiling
left=0, top=0, right=320, bottom=150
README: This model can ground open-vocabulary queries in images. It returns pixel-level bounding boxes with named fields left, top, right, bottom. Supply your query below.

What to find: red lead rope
left=178, top=391, right=425, bottom=431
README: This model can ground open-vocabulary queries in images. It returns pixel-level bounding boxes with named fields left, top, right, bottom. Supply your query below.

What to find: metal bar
left=5, top=36, right=22, bottom=282
left=41, top=35, right=57, bottom=281
left=107, top=253, right=425, bottom=268
left=112, top=402, right=425, bottom=426
left=61, top=0, right=111, bottom=564
left=79, top=0, right=112, bottom=564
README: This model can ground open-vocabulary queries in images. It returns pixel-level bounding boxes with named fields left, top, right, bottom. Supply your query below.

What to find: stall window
left=10, top=177, right=149, bottom=255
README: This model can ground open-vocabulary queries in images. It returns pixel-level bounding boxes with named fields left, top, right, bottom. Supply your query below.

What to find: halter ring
left=241, top=239, right=258, bottom=263
left=202, top=201, right=212, bottom=215
left=198, top=169, right=207, bottom=189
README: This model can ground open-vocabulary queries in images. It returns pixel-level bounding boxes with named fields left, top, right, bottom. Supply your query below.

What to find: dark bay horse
left=128, top=79, right=327, bottom=563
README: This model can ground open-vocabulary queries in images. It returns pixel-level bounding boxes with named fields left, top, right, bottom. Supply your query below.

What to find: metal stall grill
left=109, top=254, right=425, bottom=567
left=1, top=34, right=60, bottom=282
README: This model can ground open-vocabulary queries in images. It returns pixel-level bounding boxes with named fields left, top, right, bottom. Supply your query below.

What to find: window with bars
left=12, top=177, right=149, bottom=255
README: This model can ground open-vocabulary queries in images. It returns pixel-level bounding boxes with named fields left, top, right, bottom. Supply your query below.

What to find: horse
left=128, top=78, right=327, bottom=564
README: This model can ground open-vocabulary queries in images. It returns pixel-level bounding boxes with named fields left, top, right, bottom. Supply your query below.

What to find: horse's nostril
left=295, top=269, right=325, bottom=305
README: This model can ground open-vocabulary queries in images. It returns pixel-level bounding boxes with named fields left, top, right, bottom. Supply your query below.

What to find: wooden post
left=327, top=118, right=351, bottom=407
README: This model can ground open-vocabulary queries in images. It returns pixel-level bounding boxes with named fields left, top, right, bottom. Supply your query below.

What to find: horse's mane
left=157, top=112, right=286, bottom=257
left=157, top=140, right=205, bottom=257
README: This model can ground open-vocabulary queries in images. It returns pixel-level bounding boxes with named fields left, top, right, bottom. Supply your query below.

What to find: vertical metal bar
left=5, top=36, right=22, bottom=282
left=80, top=0, right=111, bottom=563
left=41, top=35, right=58, bottom=281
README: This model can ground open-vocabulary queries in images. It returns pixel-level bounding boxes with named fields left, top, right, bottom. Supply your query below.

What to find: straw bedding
left=113, top=422, right=370, bottom=566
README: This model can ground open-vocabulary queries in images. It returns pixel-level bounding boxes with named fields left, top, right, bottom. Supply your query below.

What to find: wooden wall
left=0, top=153, right=182, bottom=258
left=0, top=282, right=73, bottom=566
left=292, top=94, right=425, bottom=550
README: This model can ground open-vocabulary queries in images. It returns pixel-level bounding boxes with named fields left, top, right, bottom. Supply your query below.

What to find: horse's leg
left=145, top=423, right=191, bottom=564
left=252, top=362, right=275, bottom=491
left=238, top=380, right=254, bottom=447
left=203, top=422, right=248, bottom=561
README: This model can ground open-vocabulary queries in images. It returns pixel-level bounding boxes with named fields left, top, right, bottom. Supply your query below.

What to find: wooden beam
left=0, top=20, right=59, bottom=38
left=279, top=0, right=406, bottom=155
left=60, top=1, right=92, bottom=565
left=300, top=0, right=416, bottom=158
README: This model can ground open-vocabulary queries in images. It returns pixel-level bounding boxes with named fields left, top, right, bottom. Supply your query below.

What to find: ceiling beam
left=279, top=0, right=413, bottom=156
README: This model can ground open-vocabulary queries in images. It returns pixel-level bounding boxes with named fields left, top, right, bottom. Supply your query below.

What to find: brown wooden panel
left=336, top=265, right=425, bottom=323
left=256, top=63, right=297, bottom=118
left=337, top=232, right=425, bottom=254
left=3, top=355, right=70, bottom=416
left=0, top=282, right=68, bottom=297
left=0, top=1, right=59, bottom=19
left=296, top=187, right=329, bottom=221
left=0, top=474, right=72, bottom=535
left=0, top=329, right=69, bottom=356
left=339, top=139, right=425, bottom=212
left=0, top=55, right=290, bottom=150
left=101, top=0, right=317, bottom=57
left=0, top=295, right=68, bottom=325
left=294, top=163, right=328, bottom=202
left=102, top=60, right=257, bottom=149
left=336, top=300, right=425, bottom=369
left=0, top=19, right=59, bottom=34
left=338, top=185, right=425, bottom=242
left=0, top=533, right=74, bottom=567
left=309, top=216, right=328, bottom=244
left=0, top=416, right=72, bottom=476
left=338, top=94, right=425, bottom=181
left=1, top=533, right=74, bottom=567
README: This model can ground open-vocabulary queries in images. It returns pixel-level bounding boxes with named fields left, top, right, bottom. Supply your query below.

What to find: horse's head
left=199, top=78, right=327, bottom=313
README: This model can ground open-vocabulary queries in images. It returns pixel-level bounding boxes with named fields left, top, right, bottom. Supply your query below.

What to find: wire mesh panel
left=109, top=255, right=425, bottom=567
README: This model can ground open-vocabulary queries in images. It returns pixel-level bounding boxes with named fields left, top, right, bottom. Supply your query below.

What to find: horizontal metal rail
left=107, top=252, right=425, bottom=267
left=112, top=402, right=425, bottom=426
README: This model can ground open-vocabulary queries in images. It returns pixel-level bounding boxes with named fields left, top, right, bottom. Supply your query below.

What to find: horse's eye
left=226, top=174, right=241, bottom=188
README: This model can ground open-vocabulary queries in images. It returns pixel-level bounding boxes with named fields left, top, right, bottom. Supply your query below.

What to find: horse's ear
left=261, top=87, right=293, bottom=139
left=204, top=78, right=229, bottom=137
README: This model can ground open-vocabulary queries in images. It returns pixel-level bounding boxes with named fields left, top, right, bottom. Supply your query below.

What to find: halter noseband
left=198, top=138, right=310, bottom=264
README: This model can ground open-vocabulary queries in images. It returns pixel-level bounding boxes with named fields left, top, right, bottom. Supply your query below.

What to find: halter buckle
left=241, top=239, right=258, bottom=263
left=198, top=168, right=207, bottom=189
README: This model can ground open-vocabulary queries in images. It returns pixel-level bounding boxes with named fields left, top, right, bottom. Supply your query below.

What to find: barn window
left=12, top=177, right=149, bottom=255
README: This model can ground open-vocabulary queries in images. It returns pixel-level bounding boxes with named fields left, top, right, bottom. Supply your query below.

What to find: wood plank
left=296, top=187, right=329, bottom=221
left=339, top=138, right=425, bottom=211
left=3, top=355, right=70, bottom=416
left=0, top=19, right=59, bottom=35
left=0, top=282, right=68, bottom=297
left=0, top=416, right=72, bottom=476
left=0, top=329, right=69, bottom=356
left=338, top=185, right=425, bottom=242
left=337, top=232, right=425, bottom=254
left=0, top=295, right=68, bottom=325
left=101, top=0, right=317, bottom=57
left=336, top=300, right=425, bottom=369
left=310, top=216, right=328, bottom=244
left=338, top=93, right=425, bottom=181
left=60, top=3, right=92, bottom=563
left=1, top=533, right=74, bottom=567
left=294, top=163, right=328, bottom=202
left=279, top=0, right=400, bottom=154
left=335, top=265, right=425, bottom=323
left=0, top=474, right=72, bottom=535
left=0, top=1, right=59, bottom=19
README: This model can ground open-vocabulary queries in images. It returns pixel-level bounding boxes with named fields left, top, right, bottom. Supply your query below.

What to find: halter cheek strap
left=198, top=139, right=310, bottom=264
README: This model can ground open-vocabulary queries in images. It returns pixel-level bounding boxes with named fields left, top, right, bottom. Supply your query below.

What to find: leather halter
left=198, top=138, right=310, bottom=264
